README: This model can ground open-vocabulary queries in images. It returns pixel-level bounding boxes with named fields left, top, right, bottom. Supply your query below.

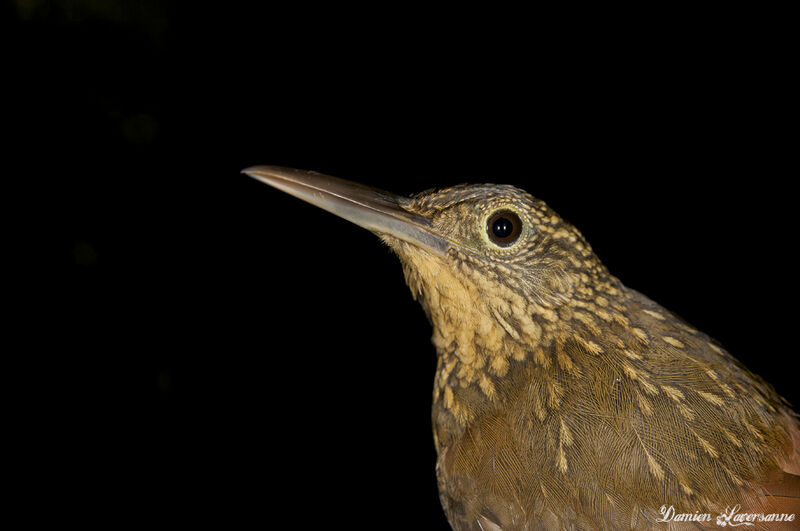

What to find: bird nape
left=243, top=166, right=800, bottom=530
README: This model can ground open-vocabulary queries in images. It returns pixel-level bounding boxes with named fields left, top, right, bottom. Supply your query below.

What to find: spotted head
left=390, top=182, right=612, bottom=314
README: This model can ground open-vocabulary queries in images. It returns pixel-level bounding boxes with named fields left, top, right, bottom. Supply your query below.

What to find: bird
left=243, top=166, right=800, bottom=530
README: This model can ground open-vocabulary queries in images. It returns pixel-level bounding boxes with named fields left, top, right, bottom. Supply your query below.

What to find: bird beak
left=242, top=166, right=450, bottom=256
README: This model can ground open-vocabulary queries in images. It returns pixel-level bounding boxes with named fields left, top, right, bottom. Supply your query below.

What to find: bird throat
left=384, top=236, right=613, bottom=430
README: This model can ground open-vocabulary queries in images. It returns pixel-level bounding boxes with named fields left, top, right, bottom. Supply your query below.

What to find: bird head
left=244, top=166, right=605, bottom=307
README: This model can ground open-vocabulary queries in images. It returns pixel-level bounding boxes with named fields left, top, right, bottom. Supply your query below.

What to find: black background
left=9, top=2, right=796, bottom=527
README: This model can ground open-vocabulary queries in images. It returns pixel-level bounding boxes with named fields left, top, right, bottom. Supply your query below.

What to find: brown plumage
left=244, top=167, right=800, bottom=530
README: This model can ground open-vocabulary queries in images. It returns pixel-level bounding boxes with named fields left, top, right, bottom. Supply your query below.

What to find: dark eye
left=487, top=210, right=523, bottom=247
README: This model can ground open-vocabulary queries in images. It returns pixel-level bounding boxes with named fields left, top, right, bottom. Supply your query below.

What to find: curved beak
left=242, top=166, right=449, bottom=256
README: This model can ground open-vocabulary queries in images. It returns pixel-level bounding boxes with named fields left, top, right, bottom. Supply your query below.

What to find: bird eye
left=487, top=210, right=523, bottom=247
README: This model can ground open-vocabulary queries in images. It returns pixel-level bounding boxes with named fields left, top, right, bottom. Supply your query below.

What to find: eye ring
left=486, top=209, right=523, bottom=247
